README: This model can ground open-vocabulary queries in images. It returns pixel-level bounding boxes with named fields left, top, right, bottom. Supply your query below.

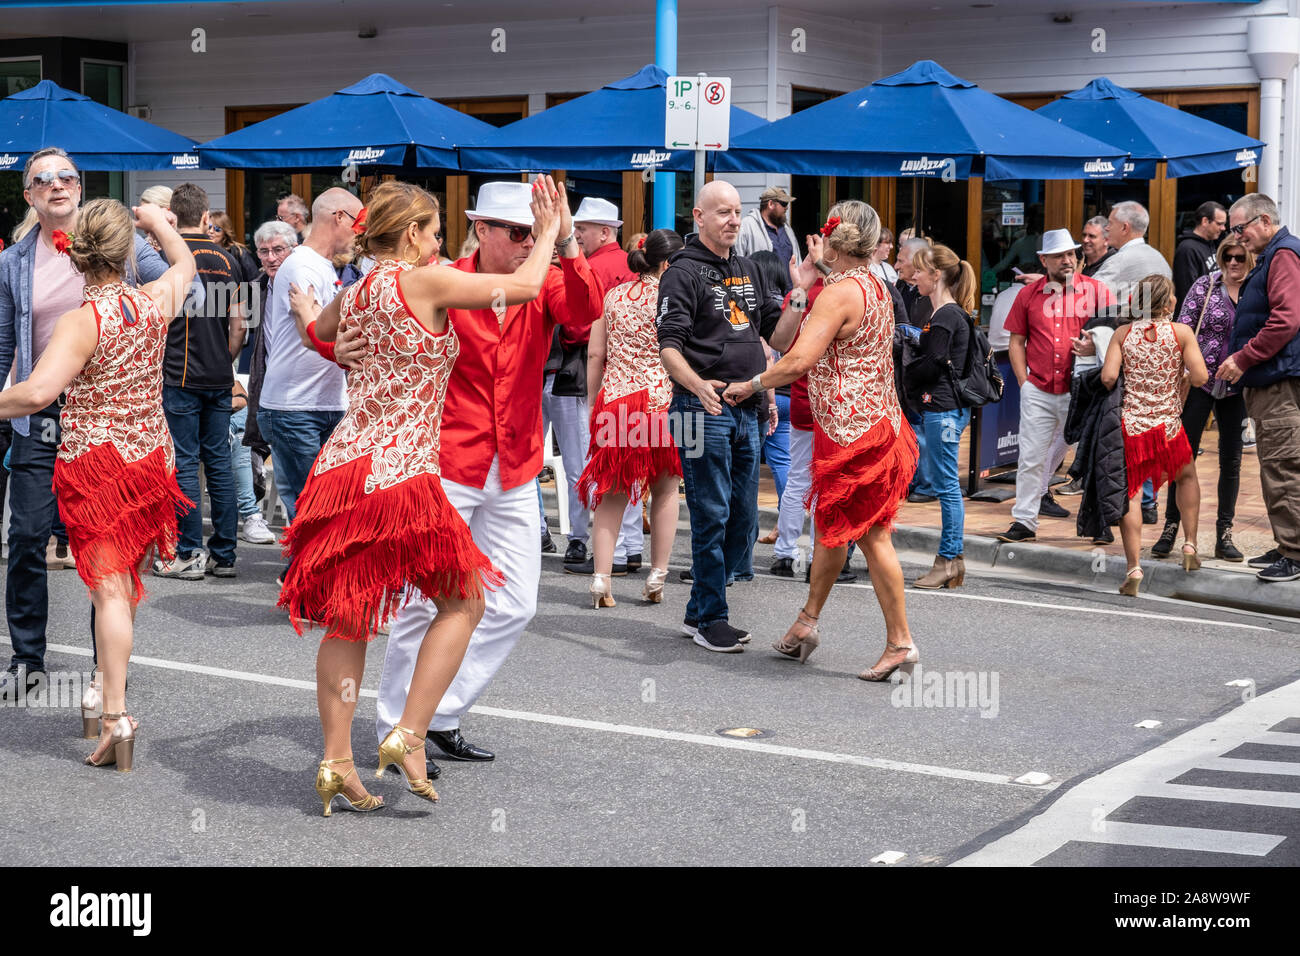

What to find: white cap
left=1037, top=228, right=1082, bottom=256
left=573, top=197, right=622, bottom=227
left=465, top=181, right=535, bottom=226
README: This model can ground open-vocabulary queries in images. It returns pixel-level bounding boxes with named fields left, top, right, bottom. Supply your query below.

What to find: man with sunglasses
left=375, top=179, right=602, bottom=768
left=1217, top=193, right=1300, bottom=583
left=0, top=147, right=167, bottom=697
left=736, top=185, right=799, bottom=267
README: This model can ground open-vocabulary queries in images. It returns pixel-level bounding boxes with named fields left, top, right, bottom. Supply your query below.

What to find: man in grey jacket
left=1091, top=201, right=1172, bottom=314
left=0, top=147, right=167, bottom=694
left=736, top=185, right=800, bottom=266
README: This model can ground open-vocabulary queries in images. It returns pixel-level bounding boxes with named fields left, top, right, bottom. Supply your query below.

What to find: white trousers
left=1010, top=381, right=1071, bottom=532
left=774, top=426, right=815, bottom=559
left=541, top=374, right=590, bottom=543
left=376, top=457, right=540, bottom=739
left=614, top=500, right=644, bottom=562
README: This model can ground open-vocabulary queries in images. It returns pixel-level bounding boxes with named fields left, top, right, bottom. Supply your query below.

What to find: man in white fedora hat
left=374, top=178, right=602, bottom=767
left=998, top=227, right=1115, bottom=544
left=559, top=196, right=648, bottom=574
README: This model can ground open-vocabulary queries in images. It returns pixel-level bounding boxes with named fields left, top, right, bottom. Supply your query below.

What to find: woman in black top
left=904, top=242, right=977, bottom=589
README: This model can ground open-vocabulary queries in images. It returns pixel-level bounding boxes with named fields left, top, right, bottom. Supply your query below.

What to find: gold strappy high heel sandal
left=1181, top=541, right=1201, bottom=572
left=858, top=641, right=919, bottom=682
left=85, top=712, right=137, bottom=772
left=376, top=726, right=439, bottom=803
left=772, top=608, right=821, bottom=663
left=315, top=757, right=384, bottom=817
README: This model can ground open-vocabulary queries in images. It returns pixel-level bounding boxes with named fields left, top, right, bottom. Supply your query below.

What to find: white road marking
left=1075, top=822, right=1282, bottom=856
left=11, top=639, right=1035, bottom=789
left=1139, top=782, right=1300, bottom=809
left=951, top=677, right=1300, bottom=866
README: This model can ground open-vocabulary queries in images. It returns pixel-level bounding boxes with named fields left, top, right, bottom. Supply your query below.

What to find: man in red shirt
left=997, top=229, right=1115, bottom=543
left=376, top=180, right=601, bottom=765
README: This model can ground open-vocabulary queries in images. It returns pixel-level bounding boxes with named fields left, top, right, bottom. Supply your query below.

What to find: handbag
left=550, top=338, right=589, bottom=398
left=947, top=312, right=1004, bottom=408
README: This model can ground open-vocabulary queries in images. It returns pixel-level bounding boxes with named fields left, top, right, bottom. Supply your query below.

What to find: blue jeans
left=673, top=394, right=759, bottom=627
left=907, top=407, right=937, bottom=496
left=1142, top=478, right=1155, bottom=510
left=163, top=385, right=238, bottom=564
left=923, top=407, right=971, bottom=559
left=760, top=393, right=791, bottom=501
left=228, top=405, right=258, bottom=520
left=256, top=408, right=343, bottom=521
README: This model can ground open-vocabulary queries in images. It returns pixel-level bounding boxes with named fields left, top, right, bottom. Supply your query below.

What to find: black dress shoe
left=907, top=491, right=937, bottom=503
left=564, top=558, right=627, bottom=576
left=1091, top=528, right=1114, bottom=545
left=1038, top=493, right=1069, bottom=519
left=563, top=539, right=587, bottom=564
left=625, top=553, right=642, bottom=572
left=541, top=531, right=557, bottom=554
left=996, top=522, right=1036, bottom=543
left=390, top=755, right=442, bottom=780
left=770, top=557, right=795, bottom=577
left=1142, top=506, right=1158, bottom=525
left=428, top=729, right=495, bottom=762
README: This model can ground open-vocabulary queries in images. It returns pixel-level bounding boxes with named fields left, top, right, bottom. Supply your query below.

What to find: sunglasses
left=1223, top=253, right=1248, bottom=264
left=27, top=169, right=80, bottom=190
left=1230, top=215, right=1261, bottom=237
left=207, top=225, right=223, bottom=234
left=484, top=220, right=532, bottom=243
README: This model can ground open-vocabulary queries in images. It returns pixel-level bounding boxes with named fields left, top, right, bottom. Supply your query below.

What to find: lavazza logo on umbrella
left=631, top=150, right=672, bottom=168
left=1083, top=158, right=1117, bottom=175
left=345, top=147, right=387, bottom=164
left=1236, top=148, right=1259, bottom=166
left=0, top=153, right=19, bottom=169
left=171, top=154, right=200, bottom=169
left=899, top=156, right=950, bottom=174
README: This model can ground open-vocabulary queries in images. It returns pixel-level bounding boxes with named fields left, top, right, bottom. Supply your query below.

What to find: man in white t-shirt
left=256, top=188, right=359, bottom=576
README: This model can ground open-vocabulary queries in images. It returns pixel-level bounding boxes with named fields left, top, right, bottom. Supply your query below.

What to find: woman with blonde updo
left=277, top=177, right=565, bottom=816
left=723, top=200, right=920, bottom=681
left=1101, top=274, right=1208, bottom=595
left=0, top=198, right=196, bottom=771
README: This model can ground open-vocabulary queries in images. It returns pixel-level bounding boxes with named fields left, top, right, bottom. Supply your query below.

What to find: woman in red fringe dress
left=724, top=201, right=919, bottom=681
left=576, top=228, right=684, bottom=608
left=1101, top=273, right=1208, bottom=595
left=277, top=179, right=562, bottom=816
left=0, top=199, right=195, bottom=770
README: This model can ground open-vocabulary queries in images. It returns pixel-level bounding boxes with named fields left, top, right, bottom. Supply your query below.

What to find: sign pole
left=693, top=72, right=707, bottom=201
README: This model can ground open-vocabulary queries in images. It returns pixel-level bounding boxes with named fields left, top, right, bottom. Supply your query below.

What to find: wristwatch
left=750, top=373, right=764, bottom=393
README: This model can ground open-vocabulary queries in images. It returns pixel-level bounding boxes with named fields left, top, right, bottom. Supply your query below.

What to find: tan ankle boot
left=913, top=555, right=964, bottom=590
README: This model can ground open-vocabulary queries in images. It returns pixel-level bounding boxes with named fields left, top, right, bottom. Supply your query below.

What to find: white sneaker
left=153, top=550, right=206, bottom=580
left=240, top=513, right=277, bottom=544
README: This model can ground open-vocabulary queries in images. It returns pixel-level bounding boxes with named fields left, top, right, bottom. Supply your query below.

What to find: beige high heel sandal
left=85, top=712, right=137, bottom=772
left=642, top=568, right=668, bottom=603
left=590, top=573, right=616, bottom=608
left=1119, top=566, right=1144, bottom=596
left=858, top=641, right=919, bottom=682
left=1182, top=541, right=1201, bottom=572
left=772, top=609, right=821, bottom=664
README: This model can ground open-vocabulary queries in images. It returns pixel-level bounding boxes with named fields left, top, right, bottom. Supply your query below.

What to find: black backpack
left=948, top=314, right=1004, bottom=408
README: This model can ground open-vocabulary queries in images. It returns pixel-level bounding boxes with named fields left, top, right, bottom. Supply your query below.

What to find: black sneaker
left=541, top=530, right=557, bottom=554
left=683, top=616, right=748, bottom=643
left=693, top=621, right=746, bottom=653
left=1257, top=555, right=1300, bottom=583
left=564, top=539, right=587, bottom=564
left=837, top=556, right=856, bottom=583
left=996, top=522, right=1036, bottom=543
left=1091, top=528, right=1114, bottom=545
left=770, top=557, right=795, bottom=577
left=679, top=569, right=693, bottom=583
left=1248, top=548, right=1282, bottom=569
left=907, top=492, right=937, bottom=503
left=1057, top=477, right=1085, bottom=496
left=1150, top=520, right=1179, bottom=558
left=564, top=558, right=627, bottom=576
left=1038, top=494, right=1069, bottom=519
left=625, top=553, right=642, bottom=573
left=1142, top=506, right=1158, bottom=525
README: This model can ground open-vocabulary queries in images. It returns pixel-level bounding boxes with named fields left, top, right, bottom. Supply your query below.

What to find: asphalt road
left=2, top=530, right=1299, bottom=867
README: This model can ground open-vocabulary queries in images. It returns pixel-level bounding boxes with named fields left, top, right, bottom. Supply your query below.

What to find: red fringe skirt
left=577, top=388, right=682, bottom=509
left=278, top=456, right=504, bottom=642
left=52, top=442, right=193, bottom=605
left=1123, top=421, right=1193, bottom=499
left=807, top=416, right=918, bottom=548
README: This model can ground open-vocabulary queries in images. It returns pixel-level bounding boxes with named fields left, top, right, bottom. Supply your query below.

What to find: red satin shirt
left=441, top=251, right=602, bottom=491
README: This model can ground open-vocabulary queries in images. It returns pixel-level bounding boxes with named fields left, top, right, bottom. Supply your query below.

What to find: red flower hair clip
left=351, top=207, right=367, bottom=235
left=52, top=230, right=74, bottom=255
left=637, top=236, right=646, bottom=249
left=819, top=216, right=841, bottom=238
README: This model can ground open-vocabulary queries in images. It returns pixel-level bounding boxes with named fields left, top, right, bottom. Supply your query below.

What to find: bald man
left=259, top=187, right=362, bottom=585
left=657, top=181, right=783, bottom=652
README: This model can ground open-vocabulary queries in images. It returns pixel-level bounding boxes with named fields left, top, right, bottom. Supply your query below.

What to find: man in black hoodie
left=657, top=181, right=782, bottom=653
left=1173, top=201, right=1226, bottom=303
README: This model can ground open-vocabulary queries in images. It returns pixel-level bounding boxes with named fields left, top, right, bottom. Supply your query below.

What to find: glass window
left=81, top=61, right=125, bottom=110
left=0, top=58, right=40, bottom=97
left=981, top=180, right=1046, bottom=287
left=897, top=178, right=969, bottom=258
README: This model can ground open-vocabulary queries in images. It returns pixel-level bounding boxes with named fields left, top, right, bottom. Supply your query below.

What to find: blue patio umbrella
left=458, top=64, right=768, bottom=173
left=1036, top=78, right=1264, bottom=179
left=716, top=60, right=1129, bottom=181
left=198, top=73, right=496, bottom=170
left=0, top=80, right=201, bottom=172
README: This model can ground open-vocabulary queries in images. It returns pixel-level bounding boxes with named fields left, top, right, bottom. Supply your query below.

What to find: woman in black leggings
left=1152, top=237, right=1254, bottom=561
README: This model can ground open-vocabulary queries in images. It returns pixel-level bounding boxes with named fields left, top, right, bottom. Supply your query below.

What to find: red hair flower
left=637, top=235, right=646, bottom=249
left=52, top=230, right=74, bottom=255
left=819, top=216, right=841, bottom=238
left=351, top=207, right=367, bottom=235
